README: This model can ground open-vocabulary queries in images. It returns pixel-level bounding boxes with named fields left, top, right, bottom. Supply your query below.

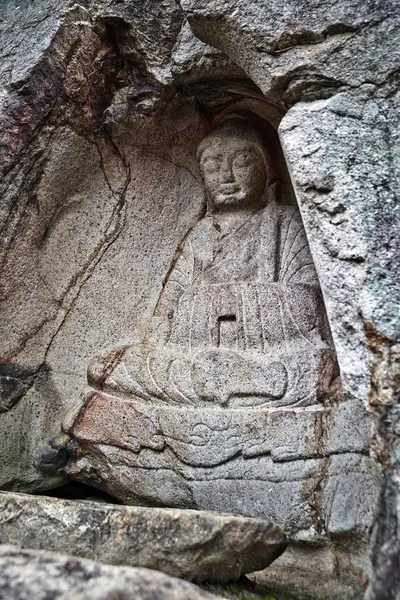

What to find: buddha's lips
left=219, top=184, right=240, bottom=195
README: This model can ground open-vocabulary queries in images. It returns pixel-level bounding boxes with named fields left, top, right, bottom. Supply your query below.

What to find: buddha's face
left=200, top=138, right=266, bottom=210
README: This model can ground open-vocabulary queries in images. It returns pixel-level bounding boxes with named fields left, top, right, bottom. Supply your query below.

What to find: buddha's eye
left=233, top=151, right=255, bottom=168
left=201, top=155, right=221, bottom=172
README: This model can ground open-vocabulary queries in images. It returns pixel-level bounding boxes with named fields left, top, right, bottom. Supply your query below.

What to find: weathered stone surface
left=171, top=21, right=247, bottom=84
left=279, top=89, right=400, bottom=402
left=79, top=120, right=338, bottom=412
left=0, top=545, right=222, bottom=600
left=365, top=538, right=400, bottom=600
left=0, top=0, right=208, bottom=491
left=1, top=0, right=399, bottom=598
left=58, top=422, right=380, bottom=541
left=0, top=491, right=287, bottom=583
left=251, top=541, right=375, bottom=600
left=47, top=122, right=379, bottom=568
left=180, top=0, right=400, bottom=106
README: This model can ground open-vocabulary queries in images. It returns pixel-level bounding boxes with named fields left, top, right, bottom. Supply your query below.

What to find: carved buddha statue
left=87, top=119, right=337, bottom=409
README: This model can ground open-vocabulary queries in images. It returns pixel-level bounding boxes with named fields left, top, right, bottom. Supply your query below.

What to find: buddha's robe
left=89, top=204, right=337, bottom=408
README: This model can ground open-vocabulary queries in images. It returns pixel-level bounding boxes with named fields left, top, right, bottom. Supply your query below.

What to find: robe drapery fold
left=153, top=204, right=329, bottom=353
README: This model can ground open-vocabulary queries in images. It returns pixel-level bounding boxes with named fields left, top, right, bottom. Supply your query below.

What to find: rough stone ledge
left=0, top=491, right=287, bottom=583
left=0, top=544, right=223, bottom=600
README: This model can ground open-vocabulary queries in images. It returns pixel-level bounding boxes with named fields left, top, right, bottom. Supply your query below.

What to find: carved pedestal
left=63, top=391, right=379, bottom=543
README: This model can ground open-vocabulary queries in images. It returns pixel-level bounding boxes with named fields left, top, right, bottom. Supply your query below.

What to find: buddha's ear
left=266, top=179, right=281, bottom=205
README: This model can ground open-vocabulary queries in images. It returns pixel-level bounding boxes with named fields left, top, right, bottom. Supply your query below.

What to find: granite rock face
left=46, top=117, right=380, bottom=600
left=0, top=491, right=287, bottom=583
left=0, top=545, right=222, bottom=600
left=365, top=539, right=400, bottom=600
left=0, top=0, right=209, bottom=493
left=1, top=0, right=399, bottom=598
left=54, top=120, right=367, bottom=541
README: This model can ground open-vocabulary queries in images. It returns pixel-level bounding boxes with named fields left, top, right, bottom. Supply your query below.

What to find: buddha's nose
left=220, top=160, right=235, bottom=183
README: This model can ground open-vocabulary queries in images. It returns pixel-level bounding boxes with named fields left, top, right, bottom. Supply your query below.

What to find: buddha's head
left=197, top=119, right=268, bottom=211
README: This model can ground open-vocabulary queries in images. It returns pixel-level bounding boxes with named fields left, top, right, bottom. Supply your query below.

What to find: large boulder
left=0, top=544, right=223, bottom=600
left=0, top=491, right=287, bottom=583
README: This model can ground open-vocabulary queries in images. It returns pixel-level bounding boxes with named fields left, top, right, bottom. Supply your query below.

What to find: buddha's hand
left=191, top=349, right=288, bottom=406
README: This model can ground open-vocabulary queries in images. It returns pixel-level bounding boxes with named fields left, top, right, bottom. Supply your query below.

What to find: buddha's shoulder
left=260, top=203, right=301, bottom=224
left=272, top=203, right=299, bottom=218
left=181, top=216, right=215, bottom=248
left=187, top=216, right=209, bottom=233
